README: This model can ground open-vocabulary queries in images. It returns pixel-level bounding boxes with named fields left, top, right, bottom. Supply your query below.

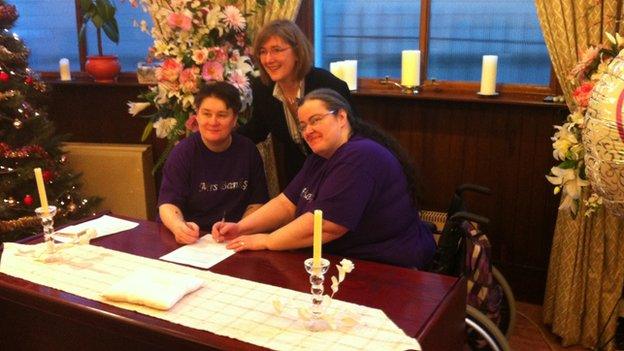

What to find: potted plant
left=79, top=0, right=120, bottom=82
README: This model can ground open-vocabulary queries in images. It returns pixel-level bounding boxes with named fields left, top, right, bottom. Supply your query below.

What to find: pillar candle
left=401, top=50, right=420, bottom=87
left=34, top=167, right=49, bottom=215
left=313, top=209, right=323, bottom=267
left=329, top=61, right=344, bottom=81
left=59, top=58, right=71, bottom=81
left=343, top=60, right=358, bottom=91
left=479, top=55, right=498, bottom=95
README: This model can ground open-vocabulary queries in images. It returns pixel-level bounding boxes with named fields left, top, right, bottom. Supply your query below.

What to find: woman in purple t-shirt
left=212, top=88, right=434, bottom=268
left=159, top=82, right=268, bottom=245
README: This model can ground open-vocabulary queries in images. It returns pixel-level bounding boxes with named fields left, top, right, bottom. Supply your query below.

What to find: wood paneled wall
left=45, top=80, right=568, bottom=303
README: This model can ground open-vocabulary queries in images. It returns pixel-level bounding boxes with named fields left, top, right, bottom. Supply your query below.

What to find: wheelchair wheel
left=466, top=304, right=511, bottom=351
left=492, top=266, right=516, bottom=338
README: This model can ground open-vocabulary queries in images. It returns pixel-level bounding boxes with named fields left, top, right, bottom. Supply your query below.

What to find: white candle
left=34, top=168, right=49, bottom=215
left=401, top=50, right=420, bottom=87
left=479, top=55, right=498, bottom=95
left=59, top=58, right=71, bottom=81
left=342, top=60, right=358, bottom=91
left=329, top=61, right=344, bottom=81
left=313, top=209, right=323, bottom=268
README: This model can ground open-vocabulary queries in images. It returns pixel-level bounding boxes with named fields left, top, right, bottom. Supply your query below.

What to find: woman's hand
left=212, top=221, right=241, bottom=242
left=172, top=221, right=200, bottom=244
left=226, top=234, right=269, bottom=252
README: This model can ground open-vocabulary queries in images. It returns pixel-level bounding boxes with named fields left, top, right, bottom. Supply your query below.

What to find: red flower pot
left=85, top=55, right=121, bottom=83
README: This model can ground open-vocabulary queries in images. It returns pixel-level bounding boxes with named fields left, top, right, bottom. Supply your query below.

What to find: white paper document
left=160, top=234, right=234, bottom=269
left=53, top=215, right=139, bottom=242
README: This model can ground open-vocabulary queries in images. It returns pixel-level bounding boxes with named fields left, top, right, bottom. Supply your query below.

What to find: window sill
left=40, top=73, right=567, bottom=109
left=352, top=78, right=566, bottom=108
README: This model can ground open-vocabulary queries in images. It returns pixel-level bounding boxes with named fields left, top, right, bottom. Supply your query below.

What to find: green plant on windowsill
left=79, top=0, right=121, bottom=82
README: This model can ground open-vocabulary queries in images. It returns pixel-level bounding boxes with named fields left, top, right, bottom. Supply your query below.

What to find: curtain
left=239, top=0, right=303, bottom=197
left=535, top=0, right=624, bottom=349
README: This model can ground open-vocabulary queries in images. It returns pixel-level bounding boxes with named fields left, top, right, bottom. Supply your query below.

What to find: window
left=13, top=0, right=79, bottom=72
left=13, top=0, right=152, bottom=73
left=315, top=0, right=551, bottom=86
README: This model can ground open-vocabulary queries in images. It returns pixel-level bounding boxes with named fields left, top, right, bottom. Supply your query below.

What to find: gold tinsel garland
left=0, top=214, right=39, bottom=234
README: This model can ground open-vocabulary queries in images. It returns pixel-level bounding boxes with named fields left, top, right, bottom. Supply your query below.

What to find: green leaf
left=80, top=0, right=93, bottom=12
left=92, top=14, right=104, bottom=29
left=102, top=21, right=119, bottom=43
left=559, top=159, right=577, bottom=169
left=141, top=121, right=153, bottom=142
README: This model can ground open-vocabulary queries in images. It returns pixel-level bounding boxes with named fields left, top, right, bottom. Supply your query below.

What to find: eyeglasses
left=258, top=46, right=292, bottom=57
left=298, top=110, right=336, bottom=133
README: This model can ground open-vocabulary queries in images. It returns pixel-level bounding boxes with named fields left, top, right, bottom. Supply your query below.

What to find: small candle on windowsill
left=343, top=60, right=358, bottom=91
left=479, top=55, right=498, bottom=95
left=401, top=50, right=420, bottom=87
left=34, top=167, right=49, bottom=215
left=313, top=209, right=323, bottom=268
left=59, top=58, right=71, bottom=81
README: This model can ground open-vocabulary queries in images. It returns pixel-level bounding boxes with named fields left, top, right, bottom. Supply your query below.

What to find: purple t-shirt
left=158, top=132, right=268, bottom=231
left=284, top=135, right=435, bottom=268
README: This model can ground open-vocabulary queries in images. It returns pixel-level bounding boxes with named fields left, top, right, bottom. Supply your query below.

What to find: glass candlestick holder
left=304, top=258, right=330, bottom=331
left=35, top=205, right=57, bottom=253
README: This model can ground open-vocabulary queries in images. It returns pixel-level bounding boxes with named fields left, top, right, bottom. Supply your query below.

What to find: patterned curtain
left=239, top=0, right=303, bottom=198
left=535, top=0, right=624, bottom=349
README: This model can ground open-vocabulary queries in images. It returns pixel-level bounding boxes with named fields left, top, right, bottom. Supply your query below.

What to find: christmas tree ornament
left=6, top=196, right=15, bottom=205
left=68, top=202, right=77, bottom=212
left=24, top=76, right=33, bottom=85
left=42, top=169, right=52, bottom=182
left=59, top=155, right=67, bottom=164
left=23, top=194, right=33, bottom=206
left=0, top=71, right=9, bottom=82
left=12, top=118, right=21, bottom=129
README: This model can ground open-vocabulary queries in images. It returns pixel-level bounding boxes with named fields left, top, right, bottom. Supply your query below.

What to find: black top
left=238, top=67, right=353, bottom=186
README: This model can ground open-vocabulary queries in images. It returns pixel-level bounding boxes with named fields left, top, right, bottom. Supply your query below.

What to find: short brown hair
left=194, top=81, right=242, bottom=114
left=252, top=20, right=313, bottom=85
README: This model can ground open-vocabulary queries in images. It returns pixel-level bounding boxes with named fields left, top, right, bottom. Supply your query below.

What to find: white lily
left=127, top=101, right=151, bottom=116
left=606, top=32, right=617, bottom=46
left=153, top=118, right=177, bottom=138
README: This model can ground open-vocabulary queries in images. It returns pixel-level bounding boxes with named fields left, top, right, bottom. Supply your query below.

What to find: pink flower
left=221, top=5, right=246, bottom=31
left=157, top=59, right=183, bottom=83
left=180, top=68, right=199, bottom=94
left=167, top=12, right=192, bottom=31
left=207, top=47, right=227, bottom=64
left=572, top=81, right=594, bottom=108
left=192, top=48, right=209, bottom=65
left=202, top=61, right=224, bottom=81
left=185, top=114, right=198, bottom=132
left=228, top=69, right=249, bottom=90
left=236, top=33, right=247, bottom=47
left=569, top=45, right=602, bottom=81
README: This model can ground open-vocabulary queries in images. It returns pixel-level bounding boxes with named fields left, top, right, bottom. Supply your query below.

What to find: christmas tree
left=0, top=1, right=99, bottom=242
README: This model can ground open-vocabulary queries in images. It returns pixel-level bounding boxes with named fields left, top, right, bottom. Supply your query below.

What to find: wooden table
left=0, top=216, right=465, bottom=350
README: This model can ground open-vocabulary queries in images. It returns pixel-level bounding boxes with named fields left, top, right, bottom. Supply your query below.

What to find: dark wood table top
left=0, top=215, right=465, bottom=350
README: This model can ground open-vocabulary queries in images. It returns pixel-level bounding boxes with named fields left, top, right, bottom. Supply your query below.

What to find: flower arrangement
left=272, top=259, right=357, bottom=330
left=126, top=0, right=258, bottom=169
left=547, top=32, right=624, bottom=216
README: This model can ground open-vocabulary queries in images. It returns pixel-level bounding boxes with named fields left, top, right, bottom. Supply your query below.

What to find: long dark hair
left=300, top=88, right=421, bottom=207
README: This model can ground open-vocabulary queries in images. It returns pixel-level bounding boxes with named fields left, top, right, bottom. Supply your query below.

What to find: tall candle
left=313, top=209, right=323, bottom=267
left=401, top=50, right=420, bottom=87
left=34, top=168, right=49, bottom=215
left=479, top=55, right=498, bottom=95
left=343, top=60, right=358, bottom=91
left=59, top=58, right=71, bottom=81
left=329, top=61, right=344, bottom=81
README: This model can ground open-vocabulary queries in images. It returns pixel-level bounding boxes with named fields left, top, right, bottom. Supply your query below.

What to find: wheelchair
left=421, top=184, right=516, bottom=351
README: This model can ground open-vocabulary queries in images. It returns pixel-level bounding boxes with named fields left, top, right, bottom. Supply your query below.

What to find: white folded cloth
left=102, top=268, right=203, bottom=310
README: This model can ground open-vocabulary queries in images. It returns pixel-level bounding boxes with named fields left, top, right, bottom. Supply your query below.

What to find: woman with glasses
left=158, top=82, right=269, bottom=244
left=238, top=19, right=352, bottom=186
left=213, top=89, right=435, bottom=269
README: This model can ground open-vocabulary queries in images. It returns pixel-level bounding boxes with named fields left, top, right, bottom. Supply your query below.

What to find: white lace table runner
left=1, top=243, right=421, bottom=351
